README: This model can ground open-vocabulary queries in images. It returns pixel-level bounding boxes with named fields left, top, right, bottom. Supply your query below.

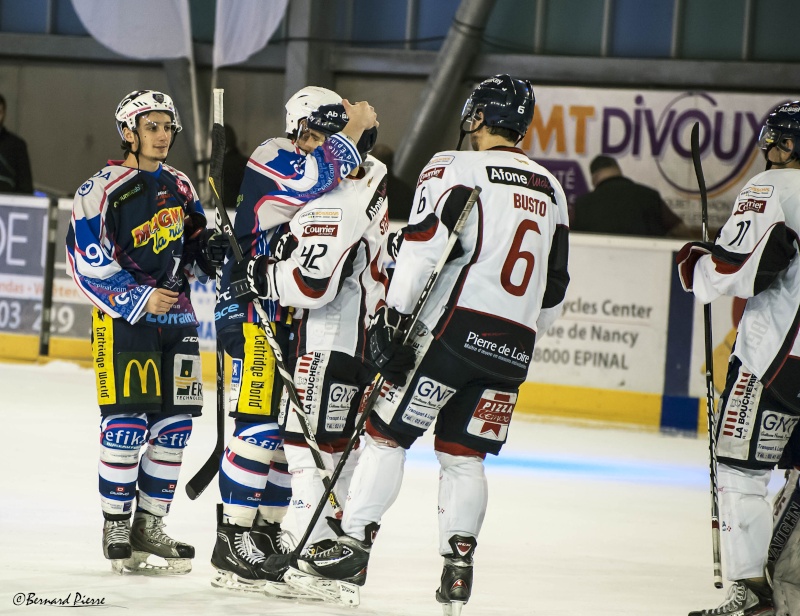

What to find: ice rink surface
left=0, top=360, right=782, bottom=615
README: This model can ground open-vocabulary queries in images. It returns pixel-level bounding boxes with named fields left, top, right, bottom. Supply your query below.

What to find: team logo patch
left=302, top=224, right=338, bottom=237
left=740, top=185, right=773, bottom=199
left=297, top=209, right=342, bottom=226
left=173, top=353, right=203, bottom=405
left=718, top=369, right=761, bottom=461
left=417, top=166, right=445, bottom=186
left=401, top=377, right=456, bottom=429
left=756, top=411, right=800, bottom=464
left=466, top=390, right=517, bottom=442
left=734, top=199, right=767, bottom=215
left=78, top=179, right=94, bottom=196
left=294, top=352, right=328, bottom=428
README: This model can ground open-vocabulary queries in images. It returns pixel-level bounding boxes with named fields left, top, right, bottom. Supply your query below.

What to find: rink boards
left=0, top=197, right=724, bottom=433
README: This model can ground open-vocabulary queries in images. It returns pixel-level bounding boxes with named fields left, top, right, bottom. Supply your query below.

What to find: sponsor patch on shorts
left=756, top=410, right=799, bottom=464
left=326, top=382, right=358, bottom=432
left=466, top=389, right=517, bottom=442
left=717, top=369, right=761, bottom=461
left=173, top=353, right=203, bottom=405
left=401, top=377, right=456, bottom=430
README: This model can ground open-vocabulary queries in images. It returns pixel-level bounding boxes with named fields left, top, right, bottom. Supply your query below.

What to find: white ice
left=0, top=360, right=782, bottom=615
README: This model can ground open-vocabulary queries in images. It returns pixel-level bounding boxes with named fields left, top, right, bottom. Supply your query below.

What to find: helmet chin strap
left=456, top=117, right=484, bottom=150
left=763, top=144, right=797, bottom=170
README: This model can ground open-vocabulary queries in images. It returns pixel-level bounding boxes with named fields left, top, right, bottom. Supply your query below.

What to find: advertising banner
left=0, top=196, right=50, bottom=335
left=523, top=87, right=793, bottom=231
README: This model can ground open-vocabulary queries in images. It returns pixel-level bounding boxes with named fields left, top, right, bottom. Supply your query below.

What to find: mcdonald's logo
left=123, top=358, right=161, bottom=398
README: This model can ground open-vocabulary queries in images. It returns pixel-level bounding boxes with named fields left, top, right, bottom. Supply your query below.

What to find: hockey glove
left=676, top=241, right=713, bottom=292
left=387, top=228, right=404, bottom=261
left=230, top=255, right=277, bottom=303
left=366, top=305, right=417, bottom=387
left=270, top=226, right=298, bottom=262
left=204, top=230, right=228, bottom=269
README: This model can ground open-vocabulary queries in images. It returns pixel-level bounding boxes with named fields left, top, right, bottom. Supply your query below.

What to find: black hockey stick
left=691, top=122, right=723, bottom=589
left=290, top=185, right=482, bottom=557
left=186, top=88, right=345, bottom=509
left=185, top=91, right=228, bottom=500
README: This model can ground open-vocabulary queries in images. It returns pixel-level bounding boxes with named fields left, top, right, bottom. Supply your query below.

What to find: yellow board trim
left=516, top=382, right=662, bottom=428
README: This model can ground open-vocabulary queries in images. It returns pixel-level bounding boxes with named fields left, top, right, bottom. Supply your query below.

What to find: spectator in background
left=223, top=124, right=248, bottom=209
left=572, top=155, right=691, bottom=238
left=0, top=94, right=33, bottom=194
left=371, top=143, right=414, bottom=221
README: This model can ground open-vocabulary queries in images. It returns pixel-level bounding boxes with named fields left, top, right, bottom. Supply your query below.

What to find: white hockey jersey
left=692, top=167, right=800, bottom=397
left=271, top=156, right=390, bottom=357
left=388, top=146, right=570, bottom=381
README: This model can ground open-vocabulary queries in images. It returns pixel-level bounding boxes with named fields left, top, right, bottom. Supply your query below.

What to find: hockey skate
left=688, top=580, right=774, bottom=616
left=261, top=542, right=332, bottom=600
left=102, top=517, right=132, bottom=575
left=211, top=505, right=269, bottom=593
left=435, top=535, right=477, bottom=616
left=283, top=523, right=380, bottom=606
left=124, top=511, right=194, bottom=575
left=251, top=518, right=292, bottom=557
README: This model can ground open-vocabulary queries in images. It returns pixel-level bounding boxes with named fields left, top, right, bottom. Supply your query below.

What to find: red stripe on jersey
left=405, top=220, right=439, bottom=242
left=292, top=269, right=327, bottom=298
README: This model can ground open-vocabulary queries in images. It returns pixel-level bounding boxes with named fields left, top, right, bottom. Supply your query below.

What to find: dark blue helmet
left=308, top=103, right=378, bottom=157
left=758, top=101, right=800, bottom=159
left=461, top=74, right=535, bottom=139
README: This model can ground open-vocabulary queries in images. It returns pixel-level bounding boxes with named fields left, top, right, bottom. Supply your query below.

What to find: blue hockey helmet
left=460, top=75, right=535, bottom=142
left=758, top=101, right=800, bottom=160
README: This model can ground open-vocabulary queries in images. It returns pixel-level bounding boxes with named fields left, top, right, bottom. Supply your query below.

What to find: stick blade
left=185, top=450, right=223, bottom=500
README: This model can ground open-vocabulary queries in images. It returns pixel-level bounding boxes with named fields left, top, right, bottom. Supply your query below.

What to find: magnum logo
left=116, top=353, right=161, bottom=404
left=131, top=206, right=184, bottom=254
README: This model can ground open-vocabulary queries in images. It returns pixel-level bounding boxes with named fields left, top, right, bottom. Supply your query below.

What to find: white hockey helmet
left=115, top=90, right=182, bottom=139
left=284, top=86, right=341, bottom=135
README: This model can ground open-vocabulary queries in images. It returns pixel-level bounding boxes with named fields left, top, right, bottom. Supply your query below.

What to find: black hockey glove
left=230, top=254, right=277, bottom=303
left=386, top=228, right=404, bottom=261
left=204, top=230, right=228, bottom=269
left=269, top=226, right=298, bottom=262
left=366, top=306, right=416, bottom=387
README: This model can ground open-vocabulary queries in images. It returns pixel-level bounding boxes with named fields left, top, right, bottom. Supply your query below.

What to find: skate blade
left=263, top=580, right=322, bottom=601
left=123, top=551, right=192, bottom=575
left=442, top=601, right=465, bottom=616
left=283, top=567, right=360, bottom=606
left=110, top=559, right=126, bottom=575
left=210, top=569, right=267, bottom=593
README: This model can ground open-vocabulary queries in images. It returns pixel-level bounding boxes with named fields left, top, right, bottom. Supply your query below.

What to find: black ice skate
left=260, top=543, right=335, bottom=600
left=283, top=523, right=381, bottom=606
left=125, top=511, right=194, bottom=575
left=211, top=505, right=268, bottom=593
left=435, top=535, right=477, bottom=616
left=251, top=516, right=292, bottom=557
left=102, top=516, right=132, bottom=575
left=688, top=580, right=774, bottom=616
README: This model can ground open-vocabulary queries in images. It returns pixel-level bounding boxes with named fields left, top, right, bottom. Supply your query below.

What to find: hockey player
left=770, top=430, right=800, bottom=615
left=677, top=100, right=800, bottom=616
left=229, top=102, right=390, bottom=597
left=67, top=90, right=221, bottom=574
left=278, top=75, right=571, bottom=613
left=210, top=87, right=379, bottom=592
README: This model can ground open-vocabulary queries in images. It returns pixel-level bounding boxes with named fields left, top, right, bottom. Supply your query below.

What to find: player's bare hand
left=342, top=99, right=379, bottom=131
left=146, top=288, right=179, bottom=315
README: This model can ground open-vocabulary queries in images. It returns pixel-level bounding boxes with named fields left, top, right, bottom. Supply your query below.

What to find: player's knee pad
left=718, top=463, right=771, bottom=496
left=100, top=414, right=148, bottom=464
left=718, top=463, right=773, bottom=579
left=146, top=414, right=193, bottom=463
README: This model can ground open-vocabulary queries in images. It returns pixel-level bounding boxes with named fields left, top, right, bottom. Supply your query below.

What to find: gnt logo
left=761, top=411, right=799, bottom=441
left=413, top=378, right=456, bottom=409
